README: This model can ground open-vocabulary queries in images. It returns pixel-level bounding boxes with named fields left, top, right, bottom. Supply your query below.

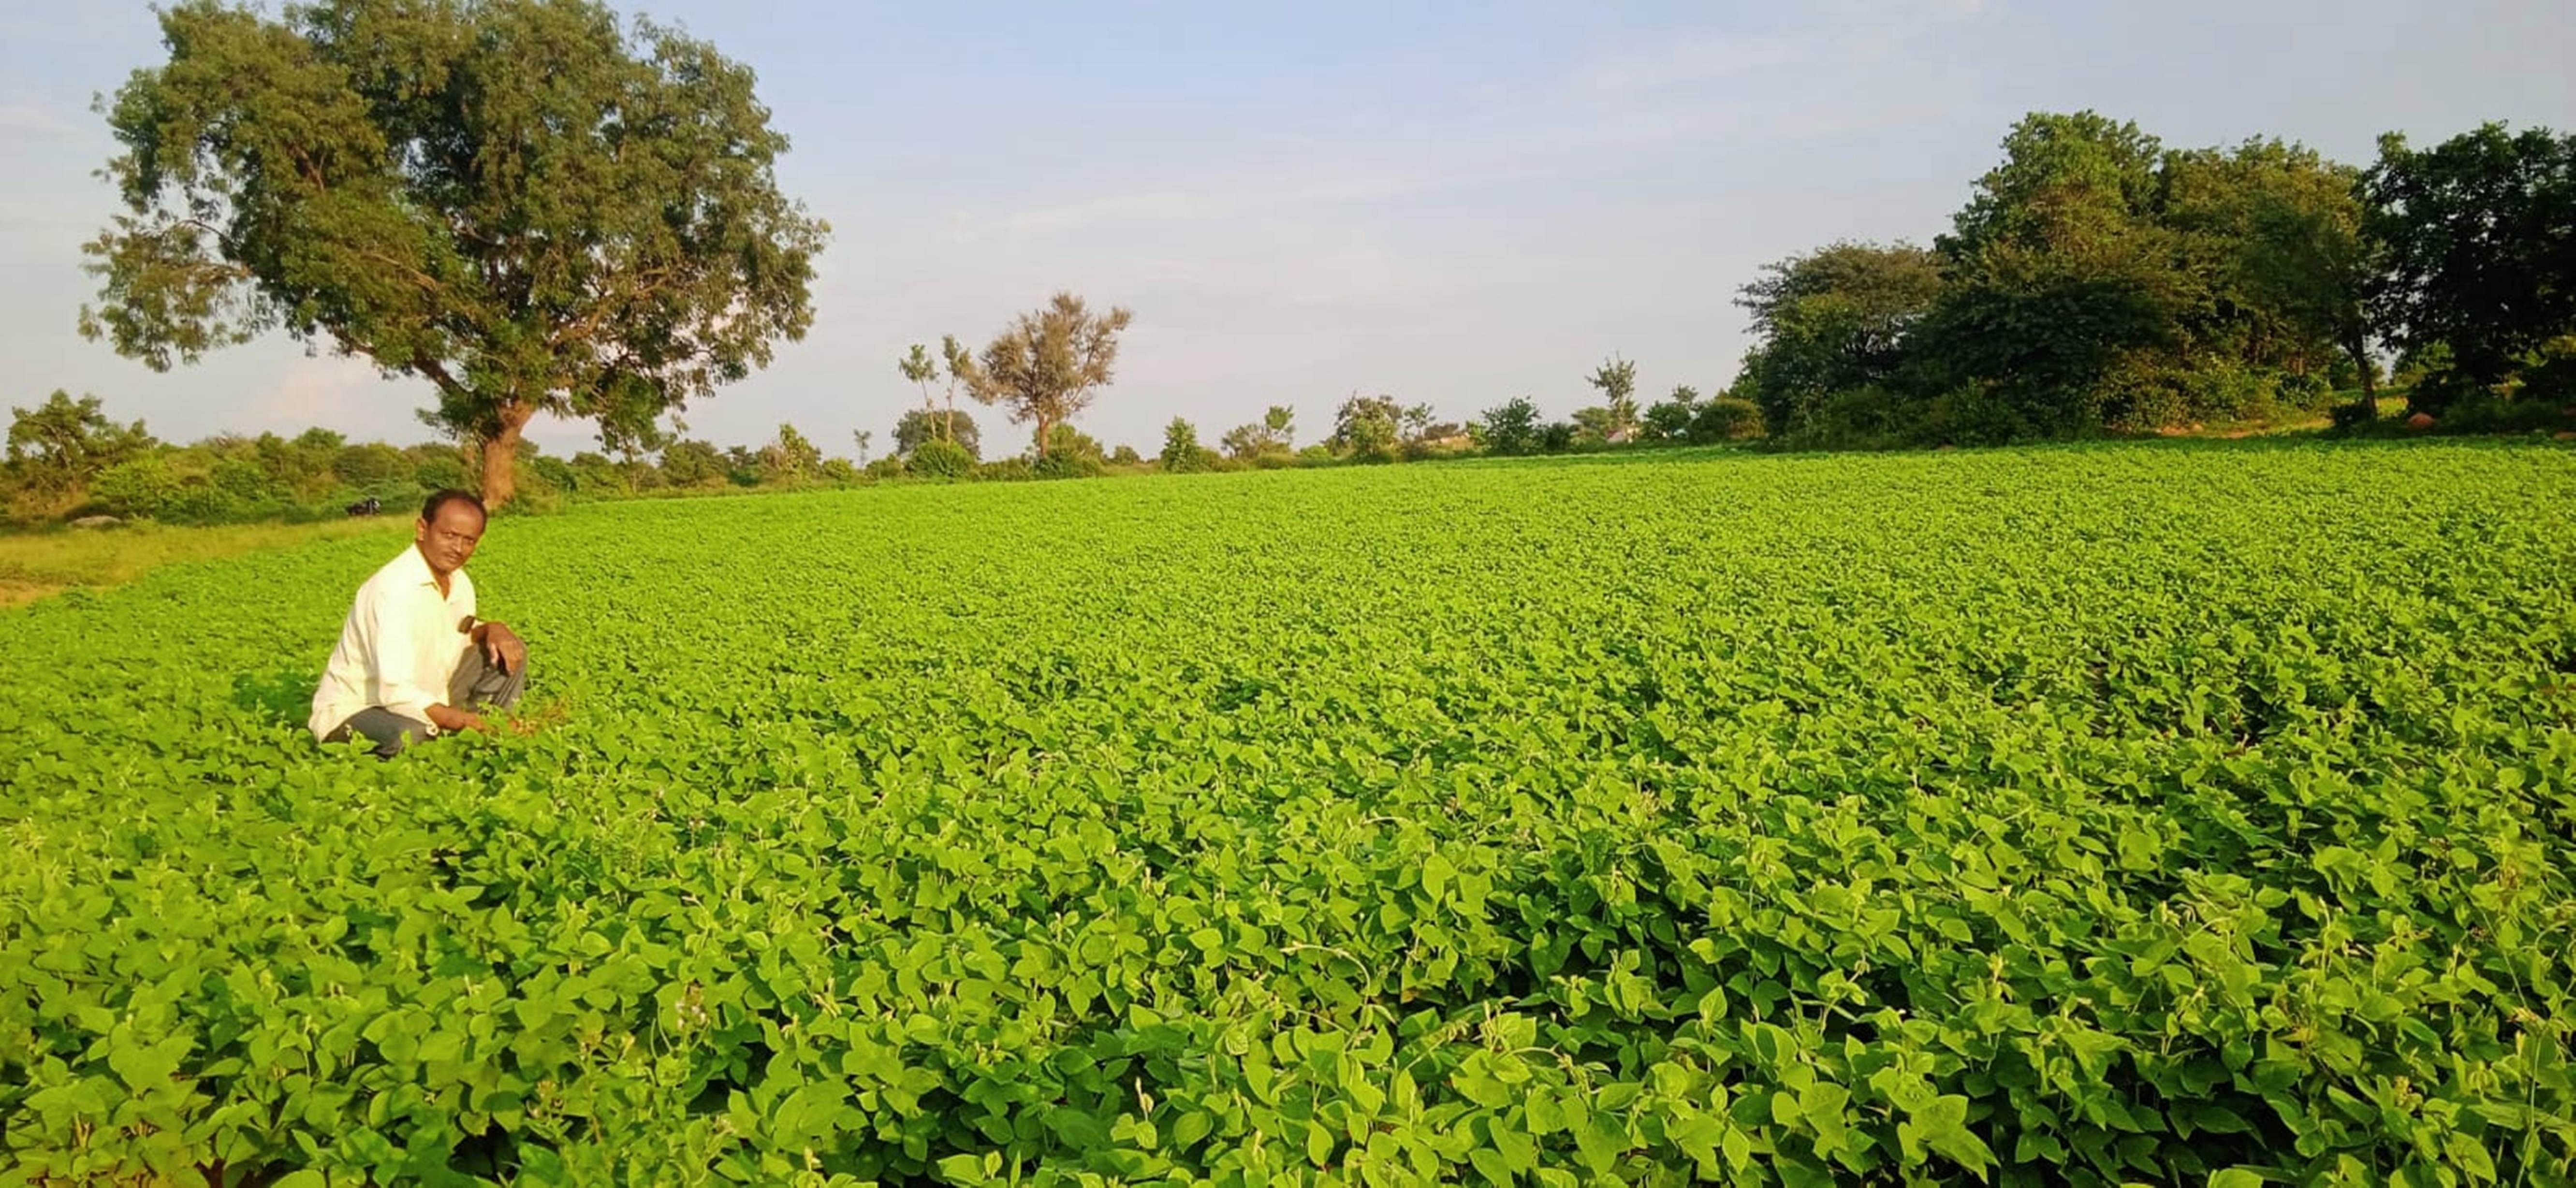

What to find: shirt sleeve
left=363, top=587, right=449, bottom=730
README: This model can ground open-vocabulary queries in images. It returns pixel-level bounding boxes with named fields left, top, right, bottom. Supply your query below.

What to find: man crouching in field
left=308, top=489, right=529, bottom=757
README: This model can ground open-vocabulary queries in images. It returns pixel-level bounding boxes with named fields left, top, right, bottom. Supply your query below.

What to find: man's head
left=415, top=489, right=487, bottom=575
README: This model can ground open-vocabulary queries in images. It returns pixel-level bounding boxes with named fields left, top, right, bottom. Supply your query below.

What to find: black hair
left=420, top=488, right=488, bottom=524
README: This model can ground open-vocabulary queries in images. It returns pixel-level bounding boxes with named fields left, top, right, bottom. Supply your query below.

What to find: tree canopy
left=965, top=293, right=1132, bottom=457
left=81, top=0, right=828, bottom=507
left=2366, top=123, right=2576, bottom=409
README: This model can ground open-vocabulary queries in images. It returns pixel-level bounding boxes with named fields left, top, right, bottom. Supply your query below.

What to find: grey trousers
left=324, top=644, right=527, bottom=758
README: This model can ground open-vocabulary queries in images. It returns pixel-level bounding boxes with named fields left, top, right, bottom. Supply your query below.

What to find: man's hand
left=426, top=703, right=486, bottom=734
left=475, top=621, right=527, bottom=674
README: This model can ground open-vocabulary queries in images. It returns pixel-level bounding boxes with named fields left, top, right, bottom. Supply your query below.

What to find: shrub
left=1474, top=397, right=1542, bottom=456
left=1033, top=451, right=1104, bottom=480
left=90, top=455, right=185, bottom=520
left=1916, top=384, right=2027, bottom=447
left=909, top=438, right=975, bottom=479
left=1688, top=397, right=1767, bottom=443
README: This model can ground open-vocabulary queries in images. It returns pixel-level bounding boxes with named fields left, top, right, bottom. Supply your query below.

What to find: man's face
left=415, top=502, right=485, bottom=575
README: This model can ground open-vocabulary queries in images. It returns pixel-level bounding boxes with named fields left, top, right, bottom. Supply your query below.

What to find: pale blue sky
left=1, top=0, right=2570, bottom=455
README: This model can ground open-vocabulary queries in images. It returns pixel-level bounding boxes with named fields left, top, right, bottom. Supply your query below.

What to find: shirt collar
left=393, top=542, right=454, bottom=589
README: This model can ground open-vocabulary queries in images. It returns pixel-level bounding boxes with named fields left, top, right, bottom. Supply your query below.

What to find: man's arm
left=467, top=618, right=527, bottom=674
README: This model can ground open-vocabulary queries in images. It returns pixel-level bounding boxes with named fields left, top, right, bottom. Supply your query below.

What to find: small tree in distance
left=967, top=293, right=1134, bottom=457
left=1160, top=418, right=1214, bottom=473
left=1584, top=356, right=1641, bottom=441
left=1474, top=397, right=1543, bottom=456
left=893, top=409, right=980, bottom=459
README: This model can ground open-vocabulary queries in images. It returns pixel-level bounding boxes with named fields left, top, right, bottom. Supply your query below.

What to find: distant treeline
left=12, top=109, right=2569, bottom=528
left=1724, top=112, right=2574, bottom=448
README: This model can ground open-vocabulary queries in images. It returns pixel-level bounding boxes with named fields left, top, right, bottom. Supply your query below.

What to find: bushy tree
left=1473, top=396, right=1542, bottom=456
left=1329, top=394, right=1402, bottom=461
left=79, top=0, right=826, bottom=507
left=569, top=450, right=628, bottom=495
left=894, top=408, right=981, bottom=459
left=1582, top=357, right=1640, bottom=441
left=5, top=391, right=157, bottom=494
left=1735, top=243, right=1946, bottom=435
left=909, top=437, right=974, bottom=478
left=2366, top=123, right=2576, bottom=412
left=1920, top=113, right=2186, bottom=433
left=1689, top=397, right=1768, bottom=442
left=1222, top=405, right=1296, bottom=462
left=658, top=439, right=727, bottom=488
left=332, top=441, right=410, bottom=490
left=1159, top=418, right=1215, bottom=473
left=967, top=293, right=1133, bottom=457
left=762, top=423, right=821, bottom=481
left=1642, top=386, right=1700, bottom=441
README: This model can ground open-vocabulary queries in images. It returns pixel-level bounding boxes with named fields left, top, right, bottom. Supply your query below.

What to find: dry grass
left=0, top=518, right=413, bottom=608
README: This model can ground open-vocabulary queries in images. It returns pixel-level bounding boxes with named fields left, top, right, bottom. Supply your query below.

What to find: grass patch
left=0, top=517, right=413, bottom=608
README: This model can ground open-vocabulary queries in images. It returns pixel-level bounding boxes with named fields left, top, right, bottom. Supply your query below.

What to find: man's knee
left=336, top=709, right=432, bottom=759
left=495, top=652, right=527, bottom=709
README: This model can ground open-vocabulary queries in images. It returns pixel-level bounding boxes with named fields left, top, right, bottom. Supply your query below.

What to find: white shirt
left=309, top=544, right=477, bottom=740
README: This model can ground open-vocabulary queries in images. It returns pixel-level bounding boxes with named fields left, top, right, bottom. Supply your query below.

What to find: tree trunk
left=478, top=402, right=534, bottom=507
left=1034, top=414, right=1053, bottom=459
left=2343, top=328, right=2378, bottom=422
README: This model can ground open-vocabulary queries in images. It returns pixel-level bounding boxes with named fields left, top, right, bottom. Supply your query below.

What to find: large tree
left=2156, top=139, right=2379, bottom=411
left=80, top=0, right=828, bottom=507
left=1919, top=112, right=2186, bottom=432
left=2365, top=123, right=2576, bottom=411
left=965, top=293, right=1132, bottom=457
left=1734, top=242, right=1945, bottom=435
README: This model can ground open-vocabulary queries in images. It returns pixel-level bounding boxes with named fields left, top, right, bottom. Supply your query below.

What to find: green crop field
left=4, top=441, right=2573, bottom=1186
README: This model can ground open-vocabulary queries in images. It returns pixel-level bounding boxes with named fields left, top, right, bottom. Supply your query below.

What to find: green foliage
left=1159, top=418, right=1215, bottom=473
left=1732, top=111, right=2399, bottom=449
left=909, top=438, right=976, bottom=479
left=1221, top=405, right=1297, bottom=463
left=1583, top=356, right=1640, bottom=440
left=967, top=293, right=1134, bottom=458
left=1473, top=396, right=1542, bottom=456
left=763, top=423, right=823, bottom=482
left=656, top=440, right=727, bottom=489
left=5, top=443, right=2571, bottom=1184
left=80, top=0, right=827, bottom=506
left=1686, top=396, right=1767, bottom=443
left=5, top=391, right=156, bottom=495
left=895, top=408, right=981, bottom=459
left=1329, top=395, right=1402, bottom=461
left=1735, top=243, right=1946, bottom=436
left=1031, top=425, right=1106, bottom=478
left=2366, top=123, right=2576, bottom=412
left=331, top=442, right=410, bottom=492
left=1641, top=386, right=1700, bottom=441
